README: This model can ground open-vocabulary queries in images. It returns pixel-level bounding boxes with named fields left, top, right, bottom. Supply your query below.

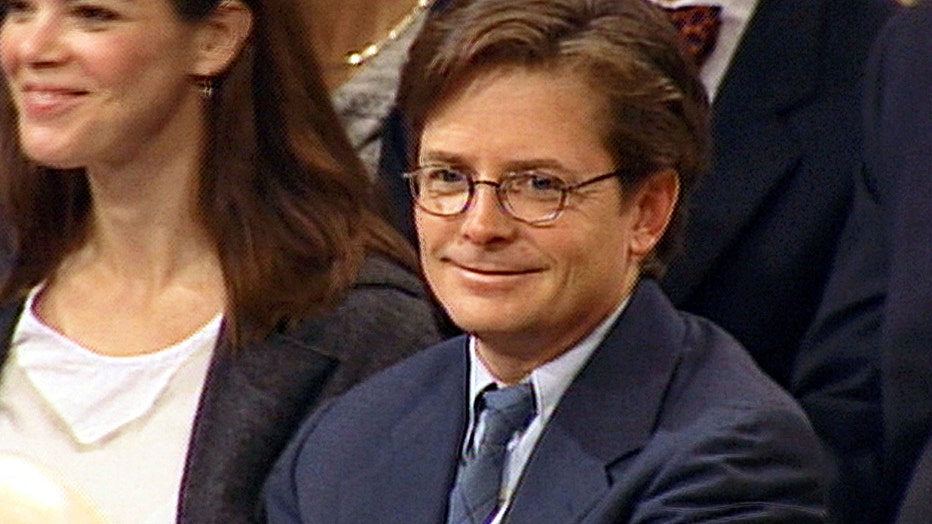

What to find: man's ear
left=191, top=0, right=253, bottom=78
left=628, top=168, right=680, bottom=257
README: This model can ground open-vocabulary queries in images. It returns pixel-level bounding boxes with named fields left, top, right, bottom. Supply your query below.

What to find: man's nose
left=460, top=182, right=517, bottom=244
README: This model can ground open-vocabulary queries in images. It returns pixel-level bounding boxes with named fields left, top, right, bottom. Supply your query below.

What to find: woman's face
left=1, top=0, right=205, bottom=170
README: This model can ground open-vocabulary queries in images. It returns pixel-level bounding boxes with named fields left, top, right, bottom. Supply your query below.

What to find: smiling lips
left=446, top=258, right=544, bottom=276
left=17, top=84, right=87, bottom=119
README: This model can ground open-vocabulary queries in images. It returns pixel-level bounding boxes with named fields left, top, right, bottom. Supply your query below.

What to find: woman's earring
left=199, top=77, right=214, bottom=99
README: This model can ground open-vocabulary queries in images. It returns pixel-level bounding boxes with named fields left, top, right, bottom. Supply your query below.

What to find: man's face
left=416, top=67, right=662, bottom=363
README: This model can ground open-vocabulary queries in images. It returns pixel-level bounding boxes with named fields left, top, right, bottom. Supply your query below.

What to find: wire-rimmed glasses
left=403, top=167, right=619, bottom=225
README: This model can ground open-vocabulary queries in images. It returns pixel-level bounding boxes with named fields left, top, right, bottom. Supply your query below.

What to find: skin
left=0, top=454, right=106, bottom=524
left=0, top=0, right=251, bottom=355
left=416, top=67, right=678, bottom=384
left=304, top=0, right=422, bottom=88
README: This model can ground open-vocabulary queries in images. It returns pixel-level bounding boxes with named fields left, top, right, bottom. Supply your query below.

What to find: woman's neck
left=305, top=0, right=427, bottom=89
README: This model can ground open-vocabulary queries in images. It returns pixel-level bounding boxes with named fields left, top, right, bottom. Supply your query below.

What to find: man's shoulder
left=626, top=282, right=808, bottom=419
left=671, top=309, right=807, bottom=415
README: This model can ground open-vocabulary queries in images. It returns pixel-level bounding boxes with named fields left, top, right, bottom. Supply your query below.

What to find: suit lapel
left=506, top=281, right=684, bottom=522
left=664, top=0, right=823, bottom=302
left=178, top=322, right=342, bottom=523
left=346, top=339, right=469, bottom=523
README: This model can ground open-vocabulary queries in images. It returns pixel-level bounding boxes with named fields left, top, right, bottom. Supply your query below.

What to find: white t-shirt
left=0, top=287, right=220, bottom=524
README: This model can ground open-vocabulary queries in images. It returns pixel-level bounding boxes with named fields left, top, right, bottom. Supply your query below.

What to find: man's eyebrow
left=417, top=152, right=571, bottom=174
left=417, top=151, right=468, bottom=167
left=499, top=159, right=570, bottom=173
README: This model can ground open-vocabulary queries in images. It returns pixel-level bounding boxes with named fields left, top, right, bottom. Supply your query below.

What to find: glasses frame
left=403, top=167, right=621, bottom=225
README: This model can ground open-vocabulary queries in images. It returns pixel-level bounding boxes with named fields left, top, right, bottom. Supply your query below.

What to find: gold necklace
left=344, top=0, right=433, bottom=67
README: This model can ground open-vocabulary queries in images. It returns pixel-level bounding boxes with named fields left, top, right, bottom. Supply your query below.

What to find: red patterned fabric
left=663, top=5, right=723, bottom=67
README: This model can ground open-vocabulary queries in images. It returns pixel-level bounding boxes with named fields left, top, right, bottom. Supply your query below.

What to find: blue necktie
left=447, top=383, right=536, bottom=524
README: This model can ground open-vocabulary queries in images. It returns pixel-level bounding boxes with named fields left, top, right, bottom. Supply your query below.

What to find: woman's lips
left=18, top=85, right=88, bottom=120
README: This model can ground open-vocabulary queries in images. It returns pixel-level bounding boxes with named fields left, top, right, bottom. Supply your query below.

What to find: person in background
left=0, top=0, right=440, bottom=522
left=264, top=0, right=828, bottom=522
left=792, top=2, right=932, bottom=522
left=304, top=0, right=450, bottom=174
left=657, top=0, right=894, bottom=391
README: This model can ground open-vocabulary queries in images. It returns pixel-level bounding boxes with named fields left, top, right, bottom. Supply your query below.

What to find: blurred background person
left=305, top=0, right=449, bottom=174
left=793, top=1, right=932, bottom=522
left=0, top=0, right=440, bottom=522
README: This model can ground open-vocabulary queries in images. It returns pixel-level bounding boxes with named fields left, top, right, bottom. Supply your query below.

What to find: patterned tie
left=447, top=383, right=536, bottom=524
left=663, top=5, right=723, bottom=67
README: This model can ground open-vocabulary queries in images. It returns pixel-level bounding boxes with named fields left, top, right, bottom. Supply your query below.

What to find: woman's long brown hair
left=0, top=0, right=416, bottom=345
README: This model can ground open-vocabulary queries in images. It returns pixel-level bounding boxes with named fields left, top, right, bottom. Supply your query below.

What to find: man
left=379, top=0, right=896, bottom=390
left=792, top=2, right=932, bottom=522
left=266, top=0, right=827, bottom=521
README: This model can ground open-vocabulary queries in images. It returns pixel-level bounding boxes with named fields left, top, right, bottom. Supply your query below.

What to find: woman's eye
left=72, top=5, right=117, bottom=22
left=2, top=0, right=33, bottom=17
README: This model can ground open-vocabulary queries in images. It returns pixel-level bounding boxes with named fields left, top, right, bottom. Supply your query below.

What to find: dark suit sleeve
left=789, top=163, right=886, bottom=523
left=789, top=6, right=908, bottom=521
left=625, top=404, right=828, bottom=523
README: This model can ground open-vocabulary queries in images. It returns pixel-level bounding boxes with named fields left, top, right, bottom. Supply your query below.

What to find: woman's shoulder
left=283, top=255, right=443, bottom=399
left=351, top=255, right=427, bottom=299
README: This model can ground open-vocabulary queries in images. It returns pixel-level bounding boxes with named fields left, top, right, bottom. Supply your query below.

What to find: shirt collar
left=466, top=294, right=630, bottom=429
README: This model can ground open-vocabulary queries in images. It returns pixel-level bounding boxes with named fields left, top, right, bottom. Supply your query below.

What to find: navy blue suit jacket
left=377, top=0, right=895, bottom=390
left=265, top=280, right=827, bottom=523
left=793, top=3, right=932, bottom=522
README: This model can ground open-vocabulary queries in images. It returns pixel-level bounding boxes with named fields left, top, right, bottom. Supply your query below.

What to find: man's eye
left=425, top=168, right=467, bottom=185
left=512, top=173, right=564, bottom=193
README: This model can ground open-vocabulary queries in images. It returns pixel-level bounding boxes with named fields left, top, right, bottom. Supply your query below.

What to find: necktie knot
left=447, top=383, right=536, bottom=524
left=662, top=5, right=722, bottom=67
left=477, top=383, right=536, bottom=448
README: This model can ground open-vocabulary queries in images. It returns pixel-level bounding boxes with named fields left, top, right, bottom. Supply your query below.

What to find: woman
left=0, top=0, right=440, bottom=522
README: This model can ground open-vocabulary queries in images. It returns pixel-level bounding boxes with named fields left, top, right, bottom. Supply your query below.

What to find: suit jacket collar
left=716, top=0, right=821, bottom=116
left=664, top=0, right=823, bottom=302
